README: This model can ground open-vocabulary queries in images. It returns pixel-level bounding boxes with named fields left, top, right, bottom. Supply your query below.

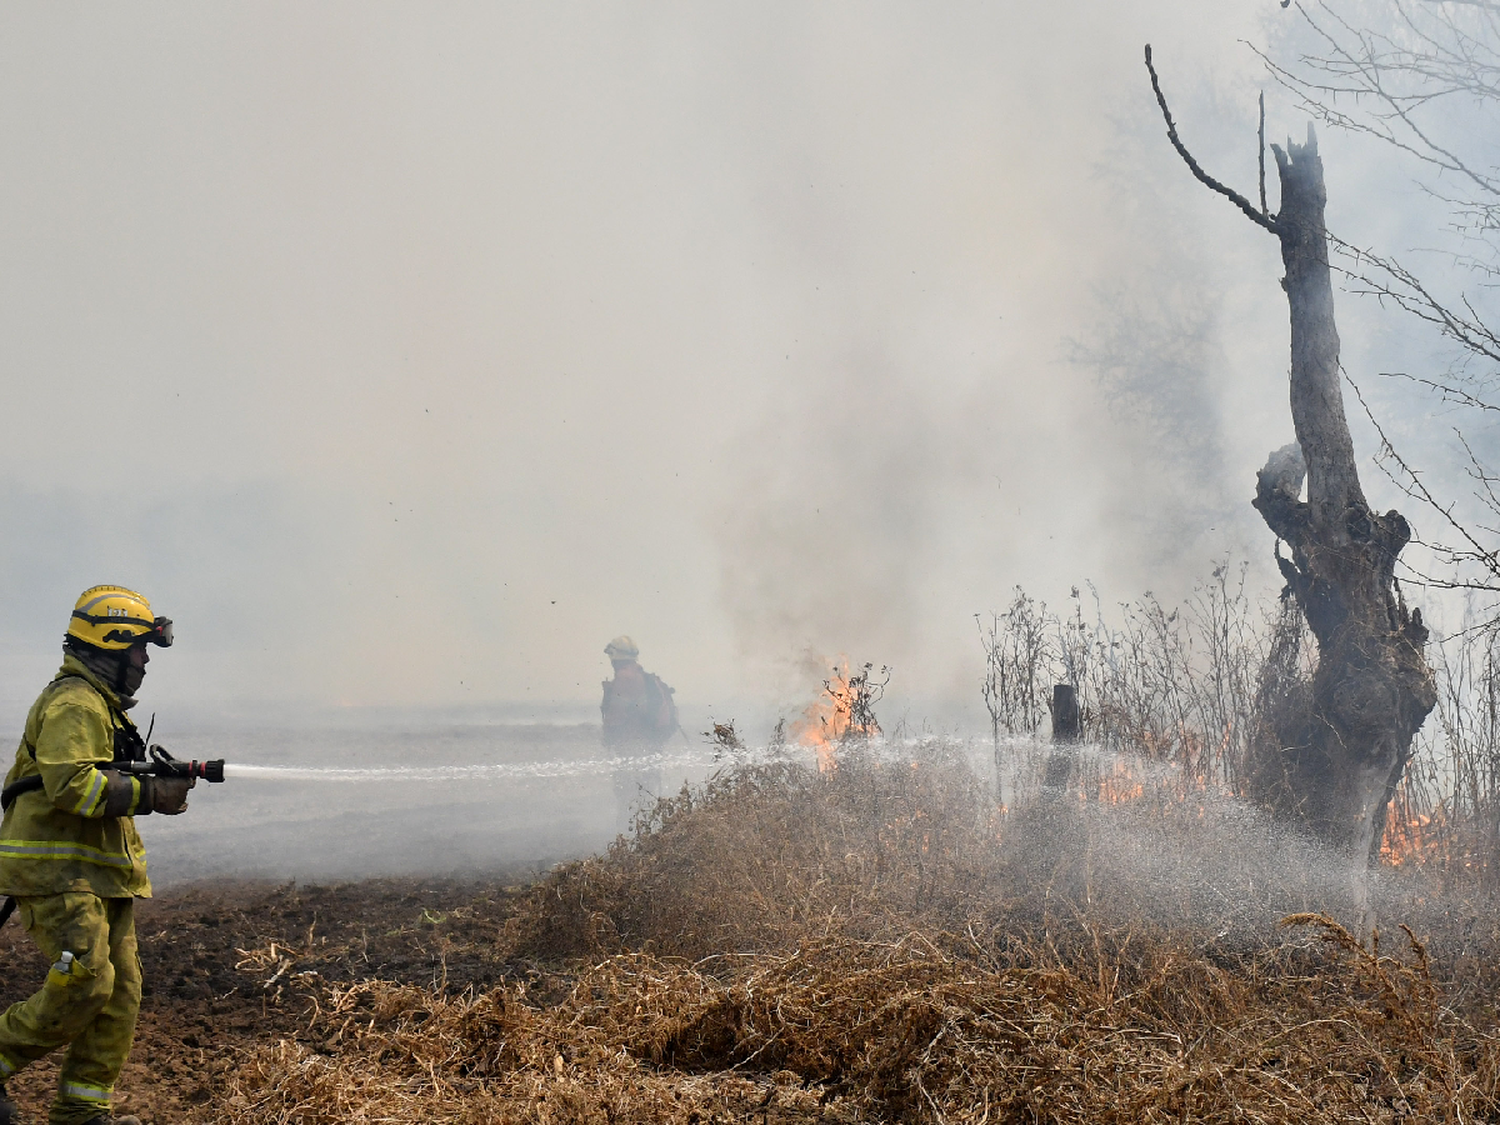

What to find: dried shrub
left=506, top=743, right=999, bottom=963
left=211, top=741, right=1500, bottom=1124
left=220, top=913, right=1500, bottom=1124
left=979, top=568, right=1500, bottom=889
left=979, top=567, right=1267, bottom=791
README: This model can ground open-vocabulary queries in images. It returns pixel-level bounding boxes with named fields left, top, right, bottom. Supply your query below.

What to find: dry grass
left=978, top=568, right=1266, bottom=790
left=219, top=911, right=1500, bottom=1123
left=506, top=746, right=1001, bottom=963
left=208, top=740, right=1500, bottom=1124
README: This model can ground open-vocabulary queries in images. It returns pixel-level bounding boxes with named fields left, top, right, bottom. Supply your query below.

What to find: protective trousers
left=0, top=894, right=140, bottom=1125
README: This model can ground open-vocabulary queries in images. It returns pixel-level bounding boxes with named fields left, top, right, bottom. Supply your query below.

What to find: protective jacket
left=0, top=655, right=152, bottom=898
left=601, top=661, right=677, bottom=749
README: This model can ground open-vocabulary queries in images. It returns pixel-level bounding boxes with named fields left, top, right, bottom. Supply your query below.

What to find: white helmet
left=604, top=635, right=639, bottom=661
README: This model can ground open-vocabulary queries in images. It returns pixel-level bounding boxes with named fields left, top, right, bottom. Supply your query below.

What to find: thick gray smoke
left=0, top=2, right=1477, bottom=732
left=0, top=3, right=1319, bottom=723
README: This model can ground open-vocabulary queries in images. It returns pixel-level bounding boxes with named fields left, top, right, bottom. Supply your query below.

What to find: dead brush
left=980, top=569, right=1268, bottom=794
left=207, top=741, right=1500, bottom=1124
left=982, top=568, right=1500, bottom=896
left=216, top=914, right=1500, bottom=1124
left=505, top=742, right=1003, bottom=963
left=219, top=969, right=849, bottom=1125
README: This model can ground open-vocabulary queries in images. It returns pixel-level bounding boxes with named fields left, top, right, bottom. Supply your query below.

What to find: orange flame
left=1380, top=803, right=1448, bottom=867
left=789, top=659, right=874, bottom=772
left=1096, top=757, right=1146, bottom=805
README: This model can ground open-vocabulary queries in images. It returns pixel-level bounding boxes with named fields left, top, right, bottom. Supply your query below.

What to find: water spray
left=210, top=734, right=972, bottom=787
left=221, top=747, right=738, bottom=784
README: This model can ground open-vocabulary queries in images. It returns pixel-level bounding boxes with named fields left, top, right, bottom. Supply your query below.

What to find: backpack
left=642, top=673, right=678, bottom=739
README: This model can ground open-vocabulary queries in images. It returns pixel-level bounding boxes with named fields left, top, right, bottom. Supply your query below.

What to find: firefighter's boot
left=0, top=1085, right=16, bottom=1125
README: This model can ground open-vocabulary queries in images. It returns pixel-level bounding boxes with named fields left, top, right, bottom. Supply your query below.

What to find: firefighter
left=597, top=639, right=681, bottom=834
left=601, top=636, right=678, bottom=833
left=0, top=587, right=191, bottom=1125
left=601, top=636, right=679, bottom=748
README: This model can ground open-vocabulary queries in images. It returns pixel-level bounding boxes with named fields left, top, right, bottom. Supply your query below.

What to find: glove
left=140, top=775, right=194, bottom=815
left=101, top=771, right=135, bottom=817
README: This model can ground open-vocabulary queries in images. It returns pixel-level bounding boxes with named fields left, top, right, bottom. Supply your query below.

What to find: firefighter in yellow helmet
left=0, top=587, right=190, bottom=1125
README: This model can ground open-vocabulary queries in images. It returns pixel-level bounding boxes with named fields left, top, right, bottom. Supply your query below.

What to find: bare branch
left=1144, top=45, right=1279, bottom=234
left=1257, top=2, right=1500, bottom=199
left=1258, top=91, right=1268, bottom=216
left=1328, top=232, right=1500, bottom=365
left=1380, top=370, right=1500, bottom=414
left=1346, top=371, right=1500, bottom=585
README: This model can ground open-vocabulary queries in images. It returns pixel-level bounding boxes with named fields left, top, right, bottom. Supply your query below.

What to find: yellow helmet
left=604, top=635, right=639, bottom=661
left=67, top=585, right=174, bottom=651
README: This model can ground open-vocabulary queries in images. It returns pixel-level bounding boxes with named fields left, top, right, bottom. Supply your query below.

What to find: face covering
left=64, top=641, right=139, bottom=708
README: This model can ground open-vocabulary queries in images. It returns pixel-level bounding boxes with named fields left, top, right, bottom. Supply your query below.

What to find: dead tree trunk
left=1248, top=128, right=1436, bottom=861
left=1146, top=51, right=1436, bottom=861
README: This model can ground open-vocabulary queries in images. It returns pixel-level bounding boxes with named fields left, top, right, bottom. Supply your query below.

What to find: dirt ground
left=0, top=877, right=534, bottom=1124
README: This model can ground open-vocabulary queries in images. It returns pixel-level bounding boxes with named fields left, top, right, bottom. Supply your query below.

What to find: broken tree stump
left=1043, top=683, right=1079, bottom=789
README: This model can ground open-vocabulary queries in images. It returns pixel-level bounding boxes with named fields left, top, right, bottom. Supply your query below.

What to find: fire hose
left=0, top=746, right=227, bottom=929
left=0, top=745, right=225, bottom=812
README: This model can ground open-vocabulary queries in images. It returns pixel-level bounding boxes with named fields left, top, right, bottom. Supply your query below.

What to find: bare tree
left=1263, top=2, right=1500, bottom=595
left=1146, top=47, right=1437, bottom=861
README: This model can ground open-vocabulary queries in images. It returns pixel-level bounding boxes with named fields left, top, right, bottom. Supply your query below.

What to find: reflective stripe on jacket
left=0, top=654, right=150, bottom=898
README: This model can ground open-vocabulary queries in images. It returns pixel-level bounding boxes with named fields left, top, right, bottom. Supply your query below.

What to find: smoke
left=0, top=479, right=364, bottom=717
left=708, top=13, right=1294, bottom=712
left=0, top=2, right=1462, bottom=719
left=714, top=351, right=957, bottom=702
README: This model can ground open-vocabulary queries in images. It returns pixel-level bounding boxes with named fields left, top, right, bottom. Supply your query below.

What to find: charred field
left=7, top=738, right=1500, bottom=1124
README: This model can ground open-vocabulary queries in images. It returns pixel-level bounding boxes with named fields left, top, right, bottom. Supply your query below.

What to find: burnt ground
left=0, top=877, right=538, bottom=1124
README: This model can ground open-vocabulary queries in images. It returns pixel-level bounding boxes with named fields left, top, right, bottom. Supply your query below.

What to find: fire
left=1088, top=752, right=1451, bottom=867
left=1380, top=803, right=1448, bottom=867
left=789, top=659, right=883, bottom=772
left=1096, top=757, right=1146, bottom=805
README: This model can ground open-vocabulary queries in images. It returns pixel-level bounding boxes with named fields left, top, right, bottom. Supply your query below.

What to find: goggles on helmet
left=70, top=611, right=174, bottom=648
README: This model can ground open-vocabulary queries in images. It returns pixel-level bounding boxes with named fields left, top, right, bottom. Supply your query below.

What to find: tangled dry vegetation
left=980, top=570, right=1500, bottom=891
left=212, top=745, right=1500, bottom=1124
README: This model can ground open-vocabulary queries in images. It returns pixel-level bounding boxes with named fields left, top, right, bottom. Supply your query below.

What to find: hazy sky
left=0, top=3, right=1467, bottom=722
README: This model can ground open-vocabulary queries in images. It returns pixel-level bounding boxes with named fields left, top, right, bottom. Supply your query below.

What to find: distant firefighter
left=601, top=636, right=678, bottom=833
left=601, top=636, right=678, bottom=749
